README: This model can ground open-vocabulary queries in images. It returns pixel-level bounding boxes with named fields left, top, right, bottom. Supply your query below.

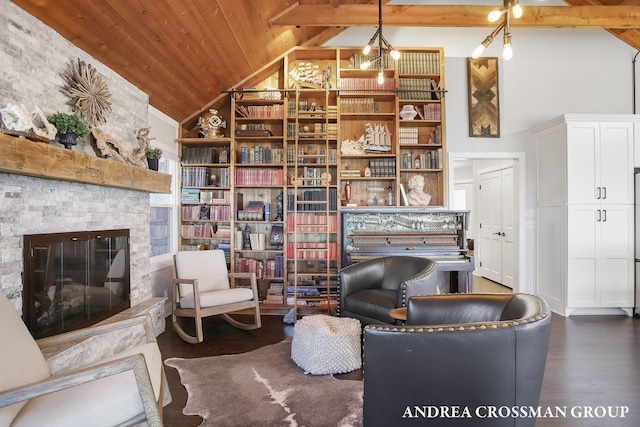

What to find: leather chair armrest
left=339, top=258, right=385, bottom=309
left=395, top=260, right=438, bottom=307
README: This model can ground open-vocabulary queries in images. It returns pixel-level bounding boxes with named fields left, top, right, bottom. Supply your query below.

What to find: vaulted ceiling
left=11, top=0, right=640, bottom=124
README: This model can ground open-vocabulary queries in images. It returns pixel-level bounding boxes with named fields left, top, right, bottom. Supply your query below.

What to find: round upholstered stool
left=291, top=314, right=362, bottom=375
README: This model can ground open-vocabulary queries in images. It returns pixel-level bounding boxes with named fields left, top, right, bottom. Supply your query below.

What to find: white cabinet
left=567, top=205, right=633, bottom=309
left=566, top=121, right=634, bottom=205
left=533, top=114, right=637, bottom=316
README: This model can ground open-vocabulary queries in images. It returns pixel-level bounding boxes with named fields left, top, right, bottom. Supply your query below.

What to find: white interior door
left=478, top=166, right=515, bottom=286
left=501, top=167, right=515, bottom=287
left=479, top=170, right=502, bottom=282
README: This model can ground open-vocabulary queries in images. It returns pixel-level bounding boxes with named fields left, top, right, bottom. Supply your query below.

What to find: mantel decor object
left=62, top=58, right=112, bottom=127
left=47, top=112, right=90, bottom=149
left=146, top=147, right=162, bottom=171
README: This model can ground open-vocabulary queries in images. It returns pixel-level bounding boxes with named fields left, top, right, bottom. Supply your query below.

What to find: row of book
left=287, top=188, right=339, bottom=211
left=340, top=97, right=379, bottom=114
left=398, top=52, right=441, bottom=75
left=235, top=256, right=284, bottom=279
left=235, top=104, right=284, bottom=119
left=238, top=146, right=284, bottom=164
left=180, top=223, right=231, bottom=239
left=368, top=158, right=396, bottom=177
left=181, top=166, right=219, bottom=187
left=420, top=103, right=442, bottom=121
left=182, top=146, right=222, bottom=165
left=286, top=242, right=340, bottom=260
left=399, top=127, right=443, bottom=146
left=286, top=147, right=338, bottom=164
left=340, top=77, right=395, bottom=91
left=286, top=214, right=338, bottom=232
left=401, top=103, right=441, bottom=121
left=348, top=53, right=395, bottom=70
left=400, top=149, right=442, bottom=169
left=399, top=127, right=419, bottom=145
left=235, top=168, right=285, bottom=186
left=398, top=78, right=441, bottom=101
left=182, top=204, right=232, bottom=221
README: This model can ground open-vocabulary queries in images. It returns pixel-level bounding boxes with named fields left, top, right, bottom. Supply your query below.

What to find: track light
left=473, top=0, right=522, bottom=61
left=361, top=0, right=400, bottom=84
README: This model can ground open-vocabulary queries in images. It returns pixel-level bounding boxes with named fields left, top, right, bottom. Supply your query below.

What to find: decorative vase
left=399, top=105, right=418, bottom=120
left=58, top=132, right=78, bottom=149
left=147, top=158, right=159, bottom=171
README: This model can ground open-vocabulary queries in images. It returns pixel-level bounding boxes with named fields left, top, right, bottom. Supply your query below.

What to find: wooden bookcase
left=178, top=46, right=446, bottom=316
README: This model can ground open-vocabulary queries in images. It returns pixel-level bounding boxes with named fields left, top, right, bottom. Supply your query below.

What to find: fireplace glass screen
left=23, top=229, right=130, bottom=339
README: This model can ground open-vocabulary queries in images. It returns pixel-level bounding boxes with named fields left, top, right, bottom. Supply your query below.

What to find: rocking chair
left=172, top=250, right=261, bottom=343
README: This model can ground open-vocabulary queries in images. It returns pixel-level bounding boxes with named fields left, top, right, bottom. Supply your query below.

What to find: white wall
left=326, top=27, right=638, bottom=293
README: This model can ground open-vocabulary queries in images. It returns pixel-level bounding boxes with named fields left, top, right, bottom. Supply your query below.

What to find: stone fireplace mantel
left=0, top=133, right=171, bottom=193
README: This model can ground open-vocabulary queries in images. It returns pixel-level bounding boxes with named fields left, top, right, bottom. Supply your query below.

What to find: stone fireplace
left=23, top=229, right=131, bottom=339
left=0, top=135, right=171, bottom=336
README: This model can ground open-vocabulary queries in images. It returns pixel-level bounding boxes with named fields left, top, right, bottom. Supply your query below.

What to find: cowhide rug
left=165, top=340, right=363, bottom=426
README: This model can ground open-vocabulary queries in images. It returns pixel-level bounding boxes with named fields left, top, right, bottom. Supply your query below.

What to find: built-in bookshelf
left=177, top=46, right=446, bottom=315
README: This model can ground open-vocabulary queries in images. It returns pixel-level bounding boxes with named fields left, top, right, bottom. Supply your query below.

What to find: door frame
left=448, top=152, right=526, bottom=293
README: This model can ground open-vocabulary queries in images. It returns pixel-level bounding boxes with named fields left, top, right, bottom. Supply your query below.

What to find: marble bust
left=406, top=175, right=432, bottom=206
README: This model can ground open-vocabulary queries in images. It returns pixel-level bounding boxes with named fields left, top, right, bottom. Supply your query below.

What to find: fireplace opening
left=23, top=229, right=131, bottom=339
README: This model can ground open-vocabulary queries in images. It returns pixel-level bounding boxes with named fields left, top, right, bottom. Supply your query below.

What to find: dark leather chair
left=338, top=256, right=438, bottom=325
left=363, top=293, right=552, bottom=427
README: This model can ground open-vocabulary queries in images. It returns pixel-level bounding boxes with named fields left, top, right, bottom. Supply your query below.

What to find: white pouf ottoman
left=291, top=314, right=362, bottom=375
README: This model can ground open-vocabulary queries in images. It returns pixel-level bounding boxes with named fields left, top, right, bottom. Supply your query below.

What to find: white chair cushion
left=0, top=292, right=51, bottom=426
left=175, top=250, right=230, bottom=294
left=179, top=287, right=254, bottom=309
left=291, top=315, right=362, bottom=375
left=11, top=342, right=162, bottom=427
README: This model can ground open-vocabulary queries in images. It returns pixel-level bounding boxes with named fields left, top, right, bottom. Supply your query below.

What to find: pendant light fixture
left=472, top=0, right=523, bottom=60
left=360, top=0, right=401, bottom=85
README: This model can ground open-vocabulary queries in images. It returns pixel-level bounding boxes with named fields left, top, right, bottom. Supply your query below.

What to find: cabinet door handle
left=602, top=209, right=606, bottom=222
left=597, top=209, right=601, bottom=222
left=596, top=187, right=601, bottom=199
left=602, top=187, right=607, bottom=199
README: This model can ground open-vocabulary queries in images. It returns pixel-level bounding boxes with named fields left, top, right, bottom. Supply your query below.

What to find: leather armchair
left=338, top=256, right=438, bottom=325
left=363, top=293, right=552, bottom=427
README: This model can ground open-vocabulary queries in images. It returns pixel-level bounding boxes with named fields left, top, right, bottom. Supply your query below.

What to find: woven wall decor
left=467, top=57, right=500, bottom=138
left=62, top=58, right=112, bottom=127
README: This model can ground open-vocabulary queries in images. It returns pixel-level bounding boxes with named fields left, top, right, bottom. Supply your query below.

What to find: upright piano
left=340, top=208, right=475, bottom=293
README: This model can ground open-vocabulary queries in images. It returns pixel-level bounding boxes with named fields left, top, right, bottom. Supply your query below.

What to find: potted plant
left=146, top=147, right=162, bottom=171
left=47, top=112, right=90, bottom=149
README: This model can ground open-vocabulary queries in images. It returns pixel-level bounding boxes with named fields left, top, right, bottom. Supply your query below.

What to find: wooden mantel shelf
left=0, top=134, right=171, bottom=193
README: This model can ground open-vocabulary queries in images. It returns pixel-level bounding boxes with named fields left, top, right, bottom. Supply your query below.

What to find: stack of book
left=181, top=188, right=200, bottom=202
left=265, top=282, right=284, bottom=304
left=237, top=201, right=265, bottom=221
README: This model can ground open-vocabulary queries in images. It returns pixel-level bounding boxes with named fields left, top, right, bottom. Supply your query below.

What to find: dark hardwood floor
left=158, top=312, right=640, bottom=427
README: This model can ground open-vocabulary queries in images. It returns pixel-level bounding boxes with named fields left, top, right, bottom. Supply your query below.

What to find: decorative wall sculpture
left=467, top=57, right=500, bottom=137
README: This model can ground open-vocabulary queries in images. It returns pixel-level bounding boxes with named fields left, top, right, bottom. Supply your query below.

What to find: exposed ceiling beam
left=270, top=5, right=640, bottom=29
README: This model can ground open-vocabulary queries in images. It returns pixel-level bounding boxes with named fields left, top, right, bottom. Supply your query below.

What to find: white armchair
left=172, top=249, right=261, bottom=344
left=0, top=291, right=171, bottom=427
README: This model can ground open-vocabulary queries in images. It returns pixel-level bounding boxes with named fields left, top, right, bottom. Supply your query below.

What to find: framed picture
left=467, top=57, right=500, bottom=137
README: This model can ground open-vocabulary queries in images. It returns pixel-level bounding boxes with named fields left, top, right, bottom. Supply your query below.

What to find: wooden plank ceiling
left=10, top=0, right=640, bottom=124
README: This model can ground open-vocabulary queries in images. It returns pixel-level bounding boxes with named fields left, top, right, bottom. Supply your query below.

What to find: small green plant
left=146, top=147, right=163, bottom=159
left=47, top=113, right=90, bottom=137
